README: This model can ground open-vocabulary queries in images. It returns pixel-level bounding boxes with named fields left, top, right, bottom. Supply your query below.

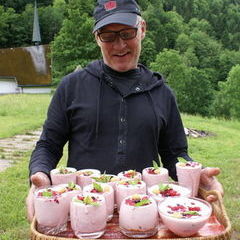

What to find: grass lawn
left=0, top=94, right=239, bottom=239
left=0, top=94, right=51, bottom=138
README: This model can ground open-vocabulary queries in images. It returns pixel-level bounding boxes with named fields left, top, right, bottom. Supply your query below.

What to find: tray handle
left=199, top=188, right=232, bottom=235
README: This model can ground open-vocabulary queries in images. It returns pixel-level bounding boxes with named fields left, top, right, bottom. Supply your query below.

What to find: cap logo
left=104, top=1, right=117, bottom=11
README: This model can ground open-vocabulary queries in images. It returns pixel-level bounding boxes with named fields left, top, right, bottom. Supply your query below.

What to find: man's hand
left=26, top=172, right=51, bottom=222
left=200, top=167, right=224, bottom=202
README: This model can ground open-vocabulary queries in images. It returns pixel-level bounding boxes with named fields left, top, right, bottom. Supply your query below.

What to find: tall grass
left=0, top=95, right=239, bottom=239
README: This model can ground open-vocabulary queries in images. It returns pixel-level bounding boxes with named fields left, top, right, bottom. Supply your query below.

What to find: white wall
left=21, top=87, right=51, bottom=94
left=0, top=78, right=52, bottom=94
left=0, top=78, right=19, bottom=94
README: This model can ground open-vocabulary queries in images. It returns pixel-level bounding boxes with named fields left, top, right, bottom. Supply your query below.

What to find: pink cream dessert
left=76, top=169, right=100, bottom=188
left=91, top=174, right=120, bottom=191
left=50, top=167, right=77, bottom=185
left=148, top=183, right=191, bottom=204
left=158, top=197, right=212, bottom=237
left=83, top=182, right=114, bottom=221
left=176, top=161, right=202, bottom=197
left=142, top=167, right=169, bottom=187
left=91, top=174, right=120, bottom=207
left=54, top=183, right=82, bottom=214
left=34, top=186, right=69, bottom=235
left=70, top=194, right=107, bottom=239
left=119, top=194, right=159, bottom=238
left=115, top=179, right=146, bottom=211
left=117, top=169, right=142, bottom=181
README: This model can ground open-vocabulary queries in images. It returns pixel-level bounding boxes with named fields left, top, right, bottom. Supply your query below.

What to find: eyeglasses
left=97, top=28, right=138, bottom=42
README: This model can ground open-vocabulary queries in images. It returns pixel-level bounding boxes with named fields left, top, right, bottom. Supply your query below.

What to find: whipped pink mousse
left=91, top=174, right=120, bottom=208
left=91, top=174, right=120, bottom=190
left=158, top=197, right=212, bottom=237
left=119, top=194, right=158, bottom=238
left=34, top=186, right=69, bottom=235
left=116, top=179, right=146, bottom=211
left=70, top=194, right=107, bottom=239
left=148, top=183, right=191, bottom=204
left=142, top=167, right=169, bottom=187
left=50, top=167, right=77, bottom=185
left=176, top=161, right=202, bottom=197
left=76, top=169, right=100, bottom=188
left=53, top=183, right=82, bottom=212
left=83, top=182, right=114, bottom=221
left=117, top=170, right=142, bottom=181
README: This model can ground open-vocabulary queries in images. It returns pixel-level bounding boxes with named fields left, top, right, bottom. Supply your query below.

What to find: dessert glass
left=34, top=186, right=69, bottom=235
left=158, top=197, right=212, bottom=237
left=148, top=182, right=191, bottom=204
left=70, top=194, right=107, bottom=239
left=54, top=183, right=82, bottom=219
left=115, top=179, right=146, bottom=211
left=83, top=182, right=114, bottom=221
left=142, top=167, right=169, bottom=187
left=76, top=169, right=101, bottom=188
left=119, top=194, right=159, bottom=238
left=91, top=174, right=120, bottom=208
left=50, top=167, right=77, bottom=185
left=117, top=169, right=142, bottom=181
left=176, top=161, right=202, bottom=197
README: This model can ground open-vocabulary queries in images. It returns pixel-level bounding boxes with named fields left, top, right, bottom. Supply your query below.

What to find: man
left=26, top=0, right=223, bottom=222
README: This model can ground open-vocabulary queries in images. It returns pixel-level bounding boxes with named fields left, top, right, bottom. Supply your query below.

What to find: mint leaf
left=183, top=211, right=200, bottom=216
left=74, top=198, right=84, bottom=203
left=84, top=195, right=100, bottom=206
left=129, top=179, right=140, bottom=185
left=135, top=199, right=151, bottom=206
left=152, top=160, right=159, bottom=169
left=93, top=175, right=112, bottom=183
left=42, top=191, right=53, bottom=197
left=68, top=182, right=76, bottom=190
left=158, top=184, right=171, bottom=192
left=177, top=157, right=187, bottom=163
left=93, top=182, right=103, bottom=192
left=58, top=166, right=66, bottom=174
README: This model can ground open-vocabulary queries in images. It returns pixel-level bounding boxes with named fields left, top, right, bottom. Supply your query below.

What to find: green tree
left=223, top=65, right=240, bottom=119
left=150, top=49, right=213, bottom=115
left=137, top=0, right=151, bottom=11
left=143, top=3, right=186, bottom=51
left=150, top=49, right=190, bottom=111
left=15, top=4, right=34, bottom=46
left=187, top=18, right=213, bottom=35
left=175, top=28, right=222, bottom=89
left=142, top=3, right=163, bottom=52
left=51, top=0, right=100, bottom=82
left=218, top=49, right=240, bottom=82
left=38, top=5, right=65, bottom=44
left=0, top=2, right=65, bottom=48
left=162, top=11, right=186, bottom=49
left=221, top=3, right=240, bottom=50
left=183, top=67, right=213, bottom=116
left=213, top=65, right=240, bottom=119
left=0, top=6, right=19, bottom=48
left=140, top=35, right=157, bottom=66
left=0, top=0, right=53, bottom=13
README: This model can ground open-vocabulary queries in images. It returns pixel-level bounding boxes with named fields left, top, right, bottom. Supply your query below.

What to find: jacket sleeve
left=158, top=93, right=192, bottom=181
left=29, top=78, right=70, bottom=179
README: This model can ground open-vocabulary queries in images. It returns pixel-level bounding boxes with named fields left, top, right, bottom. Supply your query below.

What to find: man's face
left=95, top=19, right=146, bottom=72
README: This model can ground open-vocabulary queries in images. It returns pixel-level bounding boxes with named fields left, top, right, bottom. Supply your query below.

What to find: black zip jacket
left=29, top=60, right=191, bottom=180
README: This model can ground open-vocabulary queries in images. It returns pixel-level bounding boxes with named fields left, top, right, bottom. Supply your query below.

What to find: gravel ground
left=0, top=129, right=41, bottom=172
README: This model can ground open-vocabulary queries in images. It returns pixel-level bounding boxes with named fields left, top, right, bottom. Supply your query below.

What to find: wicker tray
left=30, top=189, right=232, bottom=240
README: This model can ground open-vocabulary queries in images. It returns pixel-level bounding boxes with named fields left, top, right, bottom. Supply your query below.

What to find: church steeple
left=32, top=0, right=41, bottom=45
